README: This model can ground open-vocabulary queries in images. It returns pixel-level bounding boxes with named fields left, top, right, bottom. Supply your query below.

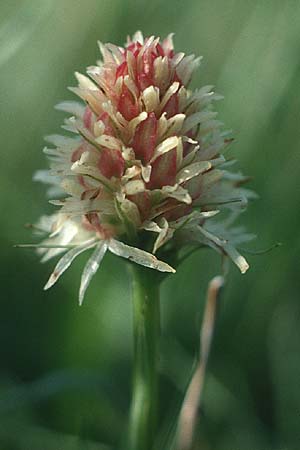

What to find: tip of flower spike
left=129, top=31, right=144, bottom=44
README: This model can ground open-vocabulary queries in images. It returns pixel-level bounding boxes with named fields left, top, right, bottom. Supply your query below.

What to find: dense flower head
left=34, top=32, right=255, bottom=303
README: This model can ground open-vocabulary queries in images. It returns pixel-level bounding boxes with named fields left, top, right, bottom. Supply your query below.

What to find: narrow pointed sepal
left=79, top=241, right=108, bottom=305
left=43, top=239, right=97, bottom=290
left=108, top=239, right=176, bottom=273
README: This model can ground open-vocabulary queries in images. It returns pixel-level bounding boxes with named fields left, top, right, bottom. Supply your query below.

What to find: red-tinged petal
left=126, top=41, right=142, bottom=56
left=163, top=93, right=179, bottom=118
left=117, top=83, right=139, bottom=121
left=161, top=35, right=174, bottom=57
left=83, top=213, right=114, bottom=239
left=148, top=148, right=177, bottom=189
left=128, top=191, right=152, bottom=221
left=132, top=112, right=158, bottom=163
left=116, top=60, right=128, bottom=79
left=97, top=112, right=115, bottom=136
left=137, top=72, right=153, bottom=91
left=142, top=48, right=155, bottom=78
left=163, top=203, right=192, bottom=222
left=98, top=148, right=125, bottom=179
left=156, top=43, right=165, bottom=57
left=71, top=143, right=87, bottom=162
left=78, top=175, right=89, bottom=188
left=83, top=106, right=93, bottom=129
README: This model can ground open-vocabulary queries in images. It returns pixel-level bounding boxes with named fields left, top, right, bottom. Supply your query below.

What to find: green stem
left=127, top=264, right=161, bottom=450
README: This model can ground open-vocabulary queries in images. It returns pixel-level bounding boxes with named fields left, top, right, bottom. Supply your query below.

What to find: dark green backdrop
left=1, top=0, right=300, bottom=449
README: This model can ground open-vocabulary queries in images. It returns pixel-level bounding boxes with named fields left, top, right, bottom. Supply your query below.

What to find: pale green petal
left=197, top=225, right=249, bottom=274
left=79, top=241, right=107, bottom=305
left=171, top=210, right=219, bottom=230
left=153, top=218, right=174, bottom=253
left=222, top=242, right=249, bottom=274
left=55, top=101, right=85, bottom=117
left=182, top=111, right=217, bottom=134
left=176, top=161, right=211, bottom=184
left=161, top=185, right=192, bottom=204
left=108, top=239, right=175, bottom=273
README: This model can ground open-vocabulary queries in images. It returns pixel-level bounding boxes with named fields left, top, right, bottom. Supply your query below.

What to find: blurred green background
left=1, top=0, right=300, bottom=449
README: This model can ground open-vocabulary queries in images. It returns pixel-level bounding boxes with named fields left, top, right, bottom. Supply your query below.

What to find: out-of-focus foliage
left=1, top=0, right=300, bottom=449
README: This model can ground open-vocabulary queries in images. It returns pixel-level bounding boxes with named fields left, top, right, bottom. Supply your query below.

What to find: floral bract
left=35, top=32, right=255, bottom=303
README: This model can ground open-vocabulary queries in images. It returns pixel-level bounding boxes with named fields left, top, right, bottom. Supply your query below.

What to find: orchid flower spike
left=33, top=32, right=255, bottom=304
